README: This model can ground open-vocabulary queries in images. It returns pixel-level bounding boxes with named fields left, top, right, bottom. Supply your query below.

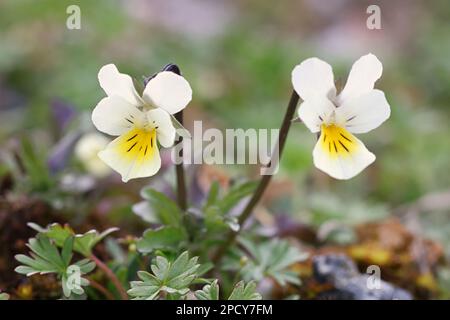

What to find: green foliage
left=238, top=238, right=308, bottom=286
left=129, top=250, right=262, bottom=300
left=128, top=251, right=201, bottom=300
left=202, top=181, right=258, bottom=233
left=18, top=137, right=53, bottom=192
left=228, top=281, right=262, bottom=300
left=135, top=182, right=256, bottom=254
left=139, top=188, right=184, bottom=227
left=218, top=181, right=258, bottom=214
left=15, top=235, right=95, bottom=298
left=28, top=223, right=118, bottom=257
left=306, top=192, right=389, bottom=226
left=194, top=279, right=220, bottom=300
left=137, top=226, right=187, bottom=254
left=134, top=189, right=188, bottom=254
left=195, top=279, right=261, bottom=300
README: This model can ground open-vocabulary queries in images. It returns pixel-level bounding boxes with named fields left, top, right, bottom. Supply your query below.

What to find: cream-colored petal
left=292, top=57, right=336, bottom=102
left=98, top=64, right=143, bottom=106
left=142, top=71, right=192, bottom=114
left=146, top=108, right=176, bottom=148
left=312, top=125, right=375, bottom=180
left=297, top=97, right=336, bottom=133
left=75, top=133, right=111, bottom=177
left=335, top=89, right=390, bottom=134
left=98, top=127, right=161, bottom=182
left=338, top=54, right=382, bottom=105
left=92, top=96, right=146, bottom=136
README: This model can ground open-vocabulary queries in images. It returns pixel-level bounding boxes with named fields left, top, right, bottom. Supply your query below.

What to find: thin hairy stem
left=175, top=111, right=188, bottom=211
left=87, top=276, right=116, bottom=300
left=90, top=254, right=128, bottom=300
left=211, top=90, right=300, bottom=264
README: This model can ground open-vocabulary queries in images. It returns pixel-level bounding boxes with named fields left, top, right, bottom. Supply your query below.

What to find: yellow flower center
left=320, top=124, right=357, bottom=157
left=117, top=127, right=157, bottom=161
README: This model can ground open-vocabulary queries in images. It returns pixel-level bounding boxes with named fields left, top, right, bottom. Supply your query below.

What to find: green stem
left=90, top=254, right=128, bottom=300
left=87, top=276, right=115, bottom=300
left=175, top=110, right=188, bottom=211
left=211, top=90, right=300, bottom=264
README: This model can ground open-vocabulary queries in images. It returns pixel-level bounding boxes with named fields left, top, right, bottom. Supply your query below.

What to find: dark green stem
left=175, top=111, right=188, bottom=211
left=211, top=90, right=300, bottom=264
left=90, top=254, right=128, bottom=300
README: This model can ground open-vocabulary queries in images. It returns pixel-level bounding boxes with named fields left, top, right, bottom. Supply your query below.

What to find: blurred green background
left=1, top=0, right=450, bottom=271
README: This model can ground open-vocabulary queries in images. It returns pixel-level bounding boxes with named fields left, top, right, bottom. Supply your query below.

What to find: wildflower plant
left=12, top=53, right=391, bottom=300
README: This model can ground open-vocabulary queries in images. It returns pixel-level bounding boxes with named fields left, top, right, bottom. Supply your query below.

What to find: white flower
left=92, top=64, right=192, bottom=182
left=292, top=54, right=390, bottom=180
left=75, top=132, right=111, bottom=178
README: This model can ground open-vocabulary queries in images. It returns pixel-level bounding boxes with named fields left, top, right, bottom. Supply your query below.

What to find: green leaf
left=238, top=238, right=308, bottom=286
left=219, top=181, right=258, bottom=214
left=29, top=236, right=66, bottom=271
left=19, top=137, right=52, bottom=191
left=128, top=251, right=201, bottom=300
left=136, top=226, right=187, bottom=254
left=61, top=236, right=74, bottom=266
left=15, top=235, right=67, bottom=275
left=28, top=223, right=118, bottom=257
left=228, top=281, right=262, bottom=300
left=75, top=259, right=96, bottom=274
left=15, top=234, right=95, bottom=298
left=140, top=188, right=184, bottom=227
left=195, top=279, right=262, bottom=300
left=200, top=181, right=258, bottom=234
left=204, top=181, right=220, bottom=208
left=196, top=262, right=214, bottom=277
left=195, top=280, right=219, bottom=300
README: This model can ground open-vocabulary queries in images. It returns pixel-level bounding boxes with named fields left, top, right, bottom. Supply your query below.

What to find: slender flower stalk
left=211, top=90, right=300, bottom=264
left=174, top=110, right=187, bottom=211
left=90, top=254, right=129, bottom=300
left=159, top=63, right=189, bottom=211
left=87, top=276, right=115, bottom=300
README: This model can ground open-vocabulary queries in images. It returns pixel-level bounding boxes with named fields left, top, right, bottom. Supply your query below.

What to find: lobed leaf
left=228, top=281, right=262, bottom=300
left=28, top=223, right=118, bottom=257
left=137, top=226, right=187, bottom=254
left=195, top=280, right=220, bottom=300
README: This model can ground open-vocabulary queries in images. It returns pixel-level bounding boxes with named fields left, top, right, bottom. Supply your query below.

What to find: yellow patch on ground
left=320, top=124, right=357, bottom=157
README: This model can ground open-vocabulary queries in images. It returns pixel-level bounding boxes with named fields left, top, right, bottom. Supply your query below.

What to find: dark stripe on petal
left=127, top=134, right=137, bottom=141
left=340, top=133, right=352, bottom=142
left=127, top=142, right=137, bottom=152
left=339, top=141, right=349, bottom=152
